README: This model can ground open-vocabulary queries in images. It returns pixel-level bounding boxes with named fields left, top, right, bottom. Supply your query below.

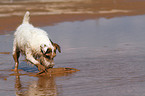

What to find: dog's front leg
left=25, top=53, right=46, bottom=71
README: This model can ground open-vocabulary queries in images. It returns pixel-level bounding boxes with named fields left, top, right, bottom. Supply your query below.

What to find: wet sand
left=1, top=0, right=145, bottom=96
left=1, top=0, right=145, bottom=34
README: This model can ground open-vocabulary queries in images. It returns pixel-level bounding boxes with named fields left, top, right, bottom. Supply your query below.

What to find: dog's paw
left=35, top=64, right=46, bottom=71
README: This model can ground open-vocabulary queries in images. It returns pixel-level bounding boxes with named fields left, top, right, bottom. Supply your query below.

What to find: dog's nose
left=50, top=61, right=54, bottom=65
left=47, top=62, right=54, bottom=69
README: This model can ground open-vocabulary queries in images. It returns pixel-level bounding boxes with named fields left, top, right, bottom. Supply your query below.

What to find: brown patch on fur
left=49, top=39, right=61, bottom=53
left=53, top=43, right=61, bottom=53
left=13, top=51, right=20, bottom=71
left=45, top=48, right=56, bottom=60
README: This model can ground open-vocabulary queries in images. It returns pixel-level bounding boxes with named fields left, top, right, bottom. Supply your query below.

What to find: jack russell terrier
left=13, top=11, right=61, bottom=72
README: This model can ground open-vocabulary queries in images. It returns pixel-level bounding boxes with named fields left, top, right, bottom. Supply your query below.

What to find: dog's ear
left=50, top=39, right=53, bottom=45
left=53, top=43, right=61, bottom=53
left=50, top=39, right=61, bottom=53
left=40, top=44, right=48, bottom=54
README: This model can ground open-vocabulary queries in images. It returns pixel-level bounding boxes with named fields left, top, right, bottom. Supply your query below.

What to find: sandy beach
left=1, top=0, right=145, bottom=34
left=1, top=0, right=145, bottom=96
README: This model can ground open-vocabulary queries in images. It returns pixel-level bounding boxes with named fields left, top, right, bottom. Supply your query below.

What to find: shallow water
left=1, top=14, right=145, bottom=96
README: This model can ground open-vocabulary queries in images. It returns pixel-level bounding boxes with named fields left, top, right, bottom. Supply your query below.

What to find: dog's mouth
left=46, top=63, right=54, bottom=69
left=40, top=56, right=55, bottom=68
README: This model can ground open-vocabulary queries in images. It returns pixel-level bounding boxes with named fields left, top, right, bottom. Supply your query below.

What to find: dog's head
left=40, top=41, right=61, bottom=68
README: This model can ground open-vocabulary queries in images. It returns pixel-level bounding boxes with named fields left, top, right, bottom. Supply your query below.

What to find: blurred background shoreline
left=1, top=0, right=145, bottom=34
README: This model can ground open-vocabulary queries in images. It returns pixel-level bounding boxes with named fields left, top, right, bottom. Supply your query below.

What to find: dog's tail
left=22, top=11, right=30, bottom=24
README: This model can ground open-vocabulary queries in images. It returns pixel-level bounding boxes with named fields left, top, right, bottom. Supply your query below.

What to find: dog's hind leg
left=13, top=40, right=20, bottom=71
left=13, top=51, right=20, bottom=71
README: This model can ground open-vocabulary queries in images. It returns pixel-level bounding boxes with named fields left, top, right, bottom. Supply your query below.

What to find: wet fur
left=13, top=11, right=61, bottom=71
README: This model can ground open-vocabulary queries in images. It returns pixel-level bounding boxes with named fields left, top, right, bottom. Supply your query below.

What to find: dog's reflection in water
left=15, top=73, right=57, bottom=96
left=14, top=68, right=78, bottom=96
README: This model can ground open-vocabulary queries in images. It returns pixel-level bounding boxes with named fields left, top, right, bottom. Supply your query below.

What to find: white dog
left=13, top=11, right=61, bottom=72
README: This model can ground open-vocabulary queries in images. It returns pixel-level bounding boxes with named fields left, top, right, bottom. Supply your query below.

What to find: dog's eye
left=54, top=49, right=56, bottom=53
left=45, top=55, right=51, bottom=59
left=46, top=48, right=52, bottom=53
